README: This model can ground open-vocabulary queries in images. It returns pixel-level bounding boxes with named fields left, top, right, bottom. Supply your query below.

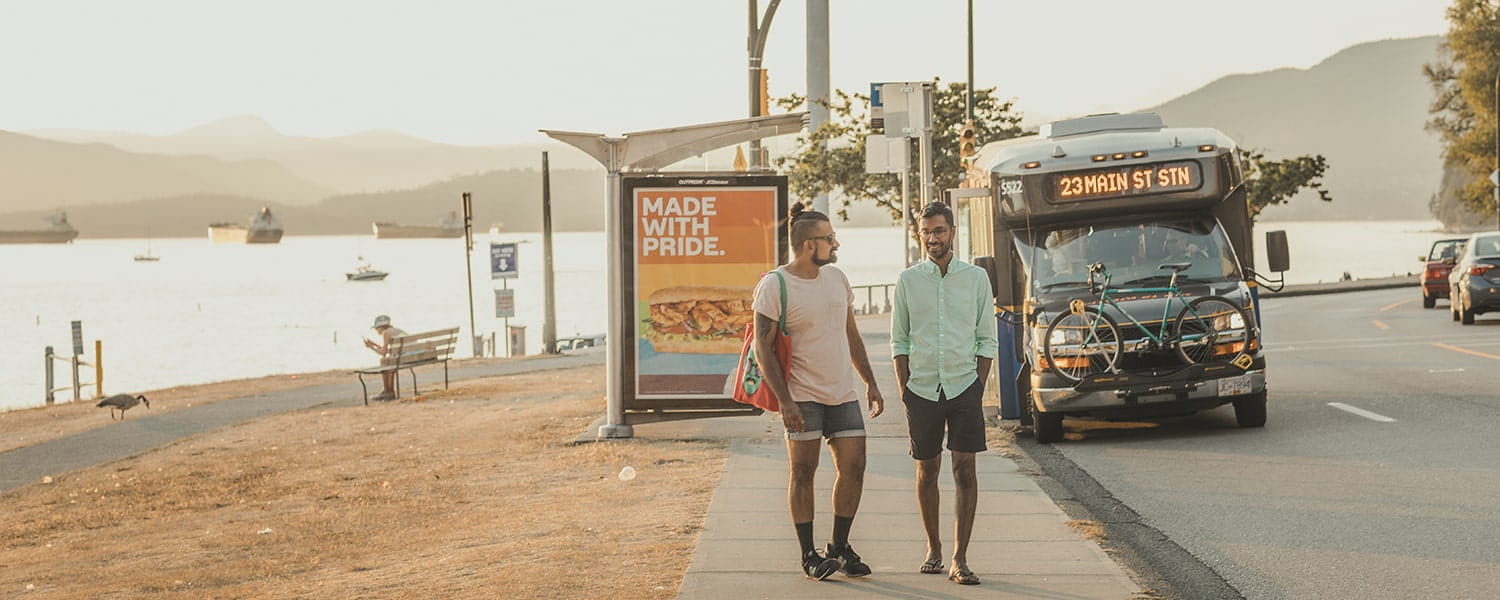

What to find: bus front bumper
left=1033, top=366, right=1265, bottom=416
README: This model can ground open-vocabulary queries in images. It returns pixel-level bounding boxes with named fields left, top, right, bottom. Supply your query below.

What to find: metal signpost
left=882, top=81, right=935, bottom=207
left=865, top=134, right=913, bottom=267
left=491, top=242, right=519, bottom=356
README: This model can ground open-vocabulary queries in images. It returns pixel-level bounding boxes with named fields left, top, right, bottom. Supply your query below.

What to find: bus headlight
left=1049, top=329, right=1073, bottom=346
left=1213, top=312, right=1245, bottom=331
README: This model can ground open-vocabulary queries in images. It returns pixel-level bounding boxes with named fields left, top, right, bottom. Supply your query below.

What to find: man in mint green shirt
left=891, top=202, right=998, bottom=586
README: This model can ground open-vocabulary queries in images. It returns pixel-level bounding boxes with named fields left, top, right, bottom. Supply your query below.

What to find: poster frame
left=619, top=172, right=788, bottom=412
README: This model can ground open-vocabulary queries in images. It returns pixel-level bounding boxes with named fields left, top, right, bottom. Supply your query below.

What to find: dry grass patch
left=1066, top=519, right=1107, bottom=543
left=0, top=365, right=726, bottom=599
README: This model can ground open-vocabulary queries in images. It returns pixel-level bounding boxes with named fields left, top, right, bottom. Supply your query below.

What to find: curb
left=1259, top=274, right=1417, bottom=298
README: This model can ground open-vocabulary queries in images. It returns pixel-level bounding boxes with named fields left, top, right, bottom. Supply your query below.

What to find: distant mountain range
left=0, top=36, right=1450, bottom=236
left=26, top=115, right=602, bottom=196
left=1146, top=36, right=1442, bottom=221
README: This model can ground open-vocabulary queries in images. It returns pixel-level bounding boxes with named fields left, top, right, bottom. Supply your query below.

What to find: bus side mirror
left=973, top=255, right=1000, bottom=299
left=1265, top=230, right=1290, bottom=273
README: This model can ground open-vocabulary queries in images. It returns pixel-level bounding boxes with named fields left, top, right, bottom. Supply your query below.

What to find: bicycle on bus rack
left=1041, top=261, right=1257, bottom=385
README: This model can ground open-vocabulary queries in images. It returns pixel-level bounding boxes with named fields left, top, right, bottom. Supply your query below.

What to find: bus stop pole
left=600, top=158, right=633, bottom=439
left=901, top=169, right=912, bottom=268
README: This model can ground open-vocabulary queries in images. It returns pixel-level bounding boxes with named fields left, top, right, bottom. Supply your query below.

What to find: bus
left=947, top=113, right=1289, bottom=443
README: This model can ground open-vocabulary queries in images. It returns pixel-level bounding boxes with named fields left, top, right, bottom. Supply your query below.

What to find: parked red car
left=1421, top=238, right=1466, bottom=308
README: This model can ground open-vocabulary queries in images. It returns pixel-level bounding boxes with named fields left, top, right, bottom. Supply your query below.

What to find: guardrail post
left=95, top=339, right=104, bottom=399
left=71, top=354, right=81, bottom=402
left=45, top=346, right=54, bottom=405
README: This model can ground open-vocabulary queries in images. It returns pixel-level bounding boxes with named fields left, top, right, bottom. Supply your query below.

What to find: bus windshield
left=1017, top=219, right=1242, bottom=290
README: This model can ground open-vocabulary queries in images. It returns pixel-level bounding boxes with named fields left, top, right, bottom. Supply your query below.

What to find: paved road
left=1025, top=287, right=1500, bottom=599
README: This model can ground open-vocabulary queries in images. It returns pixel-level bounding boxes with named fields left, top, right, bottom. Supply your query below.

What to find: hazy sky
left=0, top=0, right=1453, bottom=146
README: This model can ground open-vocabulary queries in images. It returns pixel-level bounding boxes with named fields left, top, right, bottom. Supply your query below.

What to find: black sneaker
left=828, top=543, right=872, bottom=577
left=801, top=549, right=839, bottom=580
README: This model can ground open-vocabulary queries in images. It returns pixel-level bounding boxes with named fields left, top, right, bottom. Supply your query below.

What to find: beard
left=925, top=241, right=950, bottom=260
left=812, top=250, right=838, bottom=266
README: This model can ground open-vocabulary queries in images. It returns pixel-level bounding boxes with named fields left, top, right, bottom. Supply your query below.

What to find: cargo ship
left=209, top=207, right=283, bottom=244
left=0, top=212, right=79, bottom=244
left=372, top=211, right=463, bottom=239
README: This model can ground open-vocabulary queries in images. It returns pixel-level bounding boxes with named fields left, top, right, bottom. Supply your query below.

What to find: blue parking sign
left=491, top=242, right=518, bottom=279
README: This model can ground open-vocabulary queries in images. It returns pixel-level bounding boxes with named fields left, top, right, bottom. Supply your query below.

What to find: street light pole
left=966, top=0, right=974, bottom=123
left=747, top=0, right=781, bottom=169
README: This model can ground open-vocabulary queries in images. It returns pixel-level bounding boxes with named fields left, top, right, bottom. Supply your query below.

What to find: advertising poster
left=626, top=175, right=786, bottom=400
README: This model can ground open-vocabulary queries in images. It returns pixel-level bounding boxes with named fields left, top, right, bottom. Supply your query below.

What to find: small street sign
left=491, top=242, right=518, bottom=279
left=494, top=288, right=516, bottom=318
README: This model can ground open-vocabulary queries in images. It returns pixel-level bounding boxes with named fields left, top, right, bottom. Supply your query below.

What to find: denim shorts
left=785, top=400, right=866, bottom=442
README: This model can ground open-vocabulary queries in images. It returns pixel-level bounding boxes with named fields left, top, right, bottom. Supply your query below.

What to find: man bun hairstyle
left=789, top=201, right=830, bottom=247
left=920, top=201, right=954, bottom=227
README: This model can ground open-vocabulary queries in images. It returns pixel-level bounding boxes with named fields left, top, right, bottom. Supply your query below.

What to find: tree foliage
left=1238, top=148, right=1332, bottom=219
left=772, top=81, right=1024, bottom=225
left=1425, top=0, right=1500, bottom=220
left=772, top=81, right=1328, bottom=226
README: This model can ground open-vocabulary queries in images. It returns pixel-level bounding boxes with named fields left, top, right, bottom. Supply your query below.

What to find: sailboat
left=134, top=227, right=160, bottom=262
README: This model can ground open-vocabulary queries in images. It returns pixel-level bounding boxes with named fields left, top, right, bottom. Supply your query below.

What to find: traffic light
left=959, top=121, right=977, bottom=168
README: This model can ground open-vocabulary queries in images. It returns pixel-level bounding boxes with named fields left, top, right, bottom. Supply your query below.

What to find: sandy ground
left=0, top=365, right=726, bottom=599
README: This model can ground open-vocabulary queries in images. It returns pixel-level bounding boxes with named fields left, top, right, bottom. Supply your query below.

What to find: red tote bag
left=732, top=271, right=790, bottom=412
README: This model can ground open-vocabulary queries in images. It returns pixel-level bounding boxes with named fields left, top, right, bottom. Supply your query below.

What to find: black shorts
left=902, top=380, right=987, bottom=460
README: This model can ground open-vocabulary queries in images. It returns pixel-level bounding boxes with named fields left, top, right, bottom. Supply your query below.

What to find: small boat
left=134, top=227, right=159, bottom=262
left=346, top=259, right=388, bottom=281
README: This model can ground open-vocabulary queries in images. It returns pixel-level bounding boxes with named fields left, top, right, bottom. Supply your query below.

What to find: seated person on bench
left=363, top=314, right=406, bottom=401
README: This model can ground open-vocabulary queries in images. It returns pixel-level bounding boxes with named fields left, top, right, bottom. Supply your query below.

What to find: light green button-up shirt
left=891, top=258, right=999, bottom=402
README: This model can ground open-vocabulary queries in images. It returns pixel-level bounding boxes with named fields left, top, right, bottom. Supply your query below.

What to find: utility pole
left=541, top=152, right=558, bottom=353
left=461, top=192, right=480, bottom=357
left=747, top=0, right=782, bottom=170
left=1494, top=74, right=1498, bottom=231
left=807, top=0, right=830, bottom=213
left=967, top=0, right=975, bottom=123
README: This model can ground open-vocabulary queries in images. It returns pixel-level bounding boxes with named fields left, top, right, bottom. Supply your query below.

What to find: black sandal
left=919, top=557, right=945, bottom=574
left=949, top=567, right=980, bottom=585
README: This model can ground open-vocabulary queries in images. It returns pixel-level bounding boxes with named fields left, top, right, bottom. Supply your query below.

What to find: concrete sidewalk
left=620, top=316, right=1140, bottom=599
left=0, top=352, right=605, bottom=494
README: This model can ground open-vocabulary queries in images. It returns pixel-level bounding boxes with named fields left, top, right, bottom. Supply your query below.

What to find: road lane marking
left=1428, top=368, right=1465, bottom=373
left=1327, top=403, right=1396, bottom=423
left=1371, top=319, right=1390, bottom=330
left=1379, top=299, right=1410, bottom=312
left=1431, top=342, right=1500, bottom=361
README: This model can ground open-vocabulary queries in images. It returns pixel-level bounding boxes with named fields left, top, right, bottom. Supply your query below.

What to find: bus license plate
left=1218, top=374, right=1252, bottom=396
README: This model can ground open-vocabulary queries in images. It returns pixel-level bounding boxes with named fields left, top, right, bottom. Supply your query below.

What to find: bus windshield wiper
left=1119, top=274, right=1177, bottom=286
left=1040, top=280, right=1090, bottom=290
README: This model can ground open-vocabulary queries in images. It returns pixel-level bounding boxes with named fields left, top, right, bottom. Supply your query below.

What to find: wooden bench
left=354, top=327, right=459, bottom=405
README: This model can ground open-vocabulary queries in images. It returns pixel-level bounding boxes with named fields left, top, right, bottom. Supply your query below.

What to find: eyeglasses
left=810, top=233, right=838, bottom=244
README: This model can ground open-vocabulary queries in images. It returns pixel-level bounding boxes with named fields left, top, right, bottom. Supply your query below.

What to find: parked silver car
left=1448, top=232, right=1500, bottom=324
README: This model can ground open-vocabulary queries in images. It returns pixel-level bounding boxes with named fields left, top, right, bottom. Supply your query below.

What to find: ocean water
left=0, top=220, right=1445, bottom=412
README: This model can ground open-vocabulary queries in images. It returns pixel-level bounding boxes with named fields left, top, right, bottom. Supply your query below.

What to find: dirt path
left=0, top=366, right=725, bottom=599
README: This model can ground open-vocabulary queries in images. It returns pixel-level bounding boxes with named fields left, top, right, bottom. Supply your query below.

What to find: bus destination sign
left=1053, top=161, right=1202, bottom=203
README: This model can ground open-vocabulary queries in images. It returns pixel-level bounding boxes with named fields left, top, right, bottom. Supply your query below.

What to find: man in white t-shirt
left=752, top=203, right=885, bottom=581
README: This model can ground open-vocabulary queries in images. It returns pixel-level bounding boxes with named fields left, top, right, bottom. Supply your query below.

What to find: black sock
left=832, top=515, right=854, bottom=549
left=795, top=521, right=815, bottom=554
